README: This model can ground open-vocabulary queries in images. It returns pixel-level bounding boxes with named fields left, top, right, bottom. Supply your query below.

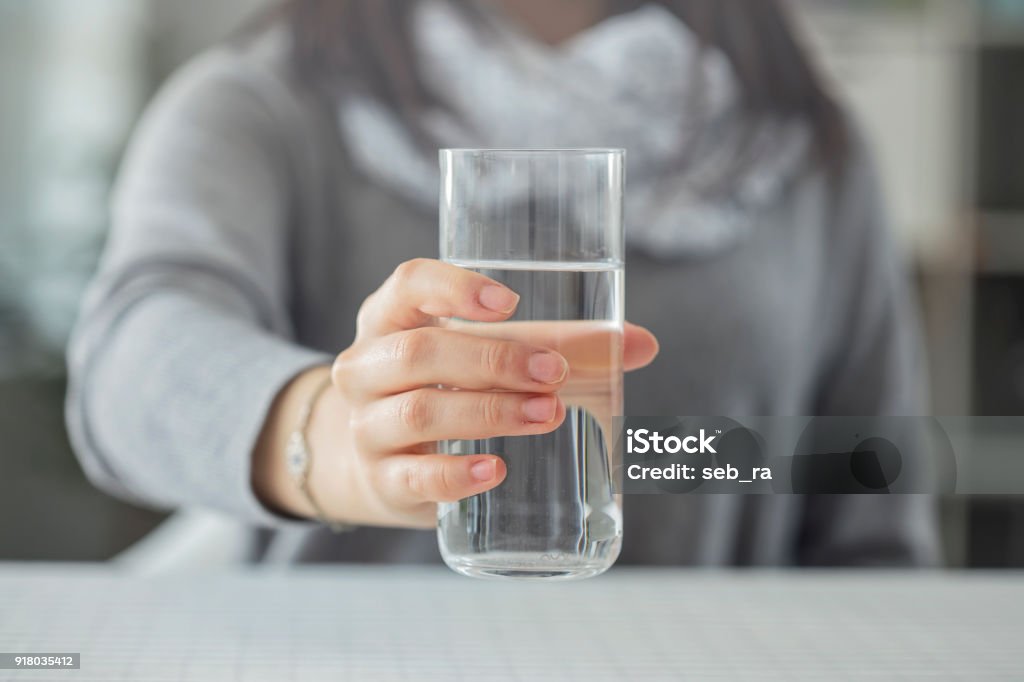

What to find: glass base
left=442, top=552, right=616, bottom=581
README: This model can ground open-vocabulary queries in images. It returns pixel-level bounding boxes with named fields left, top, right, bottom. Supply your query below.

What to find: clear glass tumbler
left=437, top=149, right=625, bottom=580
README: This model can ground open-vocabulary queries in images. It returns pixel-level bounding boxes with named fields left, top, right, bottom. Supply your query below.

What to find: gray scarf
left=338, top=1, right=810, bottom=258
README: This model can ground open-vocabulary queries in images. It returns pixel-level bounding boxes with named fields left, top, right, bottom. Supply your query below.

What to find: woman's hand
left=254, top=258, right=658, bottom=530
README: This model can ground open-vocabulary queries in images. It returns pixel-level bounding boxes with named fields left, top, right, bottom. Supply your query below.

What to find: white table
left=0, top=565, right=1021, bottom=681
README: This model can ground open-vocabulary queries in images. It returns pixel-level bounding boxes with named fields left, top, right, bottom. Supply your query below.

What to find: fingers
left=333, top=327, right=569, bottom=399
left=351, top=388, right=566, bottom=452
left=376, top=453, right=508, bottom=504
left=357, top=258, right=520, bottom=338
left=624, top=322, right=659, bottom=371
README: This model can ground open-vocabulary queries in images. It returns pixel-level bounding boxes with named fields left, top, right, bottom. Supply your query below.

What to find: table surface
left=0, top=565, right=1021, bottom=681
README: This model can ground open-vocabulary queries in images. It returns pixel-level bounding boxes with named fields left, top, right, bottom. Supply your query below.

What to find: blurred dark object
left=968, top=10, right=1024, bottom=567
left=976, top=48, right=1024, bottom=211
left=973, top=277, right=1024, bottom=415
left=967, top=498, right=1024, bottom=567
left=968, top=277, right=1024, bottom=568
left=0, top=376, right=164, bottom=560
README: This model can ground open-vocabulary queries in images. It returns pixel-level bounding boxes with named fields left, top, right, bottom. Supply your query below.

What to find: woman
left=67, top=0, right=938, bottom=566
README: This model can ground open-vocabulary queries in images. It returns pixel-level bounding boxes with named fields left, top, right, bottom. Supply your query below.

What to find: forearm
left=67, top=285, right=331, bottom=525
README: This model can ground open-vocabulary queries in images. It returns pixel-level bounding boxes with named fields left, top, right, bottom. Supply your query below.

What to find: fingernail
left=523, top=396, right=557, bottom=423
left=528, top=352, right=568, bottom=384
left=470, top=458, right=497, bottom=482
left=478, top=285, right=519, bottom=313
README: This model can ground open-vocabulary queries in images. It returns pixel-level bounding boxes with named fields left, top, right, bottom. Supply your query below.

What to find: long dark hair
left=276, top=0, right=848, bottom=172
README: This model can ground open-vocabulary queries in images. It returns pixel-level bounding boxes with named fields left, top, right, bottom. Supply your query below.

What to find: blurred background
left=1, top=0, right=1023, bottom=566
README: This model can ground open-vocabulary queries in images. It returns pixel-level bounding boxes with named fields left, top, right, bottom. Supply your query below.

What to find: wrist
left=252, top=366, right=335, bottom=521
left=302, top=370, right=361, bottom=526
left=286, top=373, right=354, bottom=532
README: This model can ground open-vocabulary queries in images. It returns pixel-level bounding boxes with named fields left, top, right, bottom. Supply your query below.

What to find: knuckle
left=434, top=463, right=457, bottom=500
left=479, top=393, right=508, bottom=429
left=482, top=340, right=515, bottom=378
left=365, top=459, right=389, bottom=495
left=397, top=391, right=433, bottom=433
left=406, top=460, right=455, bottom=501
left=347, top=410, right=373, bottom=450
left=442, top=267, right=467, bottom=303
left=331, top=347, right=358, bottom=388
left=393, top=258, right=428, bottom=287
left=355, top=297, right=375, bottom=331
left=393, top=328, right=435, bottom=369
left=404, top=463, right=426, bottom=498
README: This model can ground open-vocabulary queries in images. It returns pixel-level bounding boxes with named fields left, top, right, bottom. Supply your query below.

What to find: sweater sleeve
left=65, top=48, right=331, bottom=527
left=797, top=130, right=941, bottom=567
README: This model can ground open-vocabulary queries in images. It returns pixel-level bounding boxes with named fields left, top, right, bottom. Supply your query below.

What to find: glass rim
left=440, top=147, right=625, bottom=156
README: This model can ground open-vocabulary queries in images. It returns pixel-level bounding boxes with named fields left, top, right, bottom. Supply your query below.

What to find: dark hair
left=277, top=0, right=848, bottom=172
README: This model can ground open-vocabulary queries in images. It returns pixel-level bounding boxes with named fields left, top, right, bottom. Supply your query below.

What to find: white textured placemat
left=0, top=566, right=1021, bottom=681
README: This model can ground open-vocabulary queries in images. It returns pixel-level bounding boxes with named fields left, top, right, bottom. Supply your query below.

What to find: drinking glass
left=437, top=149, right=625, bottom=580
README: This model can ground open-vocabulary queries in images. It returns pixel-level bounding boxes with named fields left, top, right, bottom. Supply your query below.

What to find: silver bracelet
left=285, top=374, right=354, bottom=533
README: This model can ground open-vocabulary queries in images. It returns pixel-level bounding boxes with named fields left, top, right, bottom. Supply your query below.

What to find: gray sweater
left=66, top=31, right=939, bottom=567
